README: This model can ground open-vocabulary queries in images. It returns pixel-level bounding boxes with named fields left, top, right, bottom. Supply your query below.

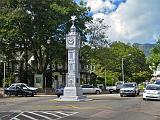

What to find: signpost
left=34, top=74, right=43, bottom=89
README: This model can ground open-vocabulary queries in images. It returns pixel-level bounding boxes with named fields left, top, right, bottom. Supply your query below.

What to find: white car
left=143, top=84, right=160, bottom=100
left=81, top=84, right=102, bottom=94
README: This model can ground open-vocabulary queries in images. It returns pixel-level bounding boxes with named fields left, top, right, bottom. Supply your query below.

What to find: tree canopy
left=84, top=41, right=152, bottom=85
left=147, top=38, right=160, bottom=71
left=0, top=0, right=92, bottom=86
left=0, top=0, right=91, bottom=73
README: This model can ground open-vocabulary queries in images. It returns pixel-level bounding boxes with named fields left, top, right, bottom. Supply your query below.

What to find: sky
left=75, top=0, right=160, bottom=44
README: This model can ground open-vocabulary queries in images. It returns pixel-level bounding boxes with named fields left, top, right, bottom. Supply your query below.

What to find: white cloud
left=86, top=0, right=116, bottom=14
left=91, top=0, right=160, bottom=44
left=86, top=0, right=103, bottom=13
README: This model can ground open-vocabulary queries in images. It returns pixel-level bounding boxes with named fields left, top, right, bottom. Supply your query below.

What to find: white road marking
left=1, top=111, right=78, bottom=120
left=27, top=112, right=53, bottom=120
left=10, top=117, right=21, bottom=120
left=42, top=111, right=62, bottom=118
left=11, top=112, right=37, bottom=120
left=55, top=111, right=78, bottom=116
left=9, top=112, right=21, bottom=120
left=55, top=111, right=70, bottom=116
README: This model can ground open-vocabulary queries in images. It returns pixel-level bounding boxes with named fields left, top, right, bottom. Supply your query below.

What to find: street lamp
left=45, top=39, right=51, bottom=94
left=2, top=62, right=6, bottom=88
left=0, top=55, right=6, bottom=88
left=122, top=54, right=131, bottom=84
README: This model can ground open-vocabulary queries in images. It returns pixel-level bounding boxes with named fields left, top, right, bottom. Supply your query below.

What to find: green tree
left=147, top=38, right=160, bottom=71
left=0, top=0, right=91, bottom=85
left=92, top=41, right=152, bottom=85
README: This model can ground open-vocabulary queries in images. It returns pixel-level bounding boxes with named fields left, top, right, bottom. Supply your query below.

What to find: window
left=9, top=85, right=16, bottom=89
left=146, top=85, right=160, bottom=90
left=123, top=84, right=135, bottom=88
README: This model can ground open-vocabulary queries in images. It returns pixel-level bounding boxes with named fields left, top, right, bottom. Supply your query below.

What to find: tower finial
left=71, top=16, right=77, bottom=25
left=70, top=16, right=77, bottom=32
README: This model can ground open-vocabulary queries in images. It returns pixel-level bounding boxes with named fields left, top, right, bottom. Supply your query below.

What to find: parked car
left=155, top=80, right=160, bottom=85
left=120, top=82, right=139, bottom=97
left=55, top=86, right=64, bottom=97
left=143, top=84, right=160, bottom=100
left=106, top=86, right=117, bottom=94
left=106, top=81, right=123, bottom=94
left=4, top=83, right=38, bottom=97
left=55, top=84, right=102, bottom=97
left=81, top=84, right=102, bottom=94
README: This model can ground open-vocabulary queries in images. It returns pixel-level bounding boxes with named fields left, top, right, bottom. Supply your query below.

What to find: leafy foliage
left=147, top=38, right=160, bottom=71
left=0, top=0, right=91, bottom=85
left=88, top=41, right=152, bottom=85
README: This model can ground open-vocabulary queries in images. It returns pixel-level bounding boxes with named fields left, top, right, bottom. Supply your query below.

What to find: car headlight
left=158, top=92, right=160, bottom=95
left=120, top=90, right=123, bottom=93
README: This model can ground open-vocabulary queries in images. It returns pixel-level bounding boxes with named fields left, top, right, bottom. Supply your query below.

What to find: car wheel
left=6, top=92, right=11, bottom=96
left=143, top=98, right=147, bottom=101
left=95, top=90, right=100, bottom=94
left=57, top=94, right=61, bottom=98
left=109, top=91, right=112, bottom=94
left=31, top=94, right=34, bottom=97
left=120, top=94, right=123, bottom=97
left=22, top=93, right=27, bottom=97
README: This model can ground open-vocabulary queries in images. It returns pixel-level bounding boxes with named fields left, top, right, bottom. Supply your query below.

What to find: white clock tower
left=59, top=16, right=89, bottom=101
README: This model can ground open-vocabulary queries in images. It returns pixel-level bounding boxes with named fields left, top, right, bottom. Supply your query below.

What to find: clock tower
left=58, top=16, right=89, bottom=101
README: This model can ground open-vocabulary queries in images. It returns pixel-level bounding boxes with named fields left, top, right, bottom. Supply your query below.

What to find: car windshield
left=155, top=80, right=160, bottom=85
left=146, top=85, right=160, bottom=90
left=122, top=83, right=135, bottom=88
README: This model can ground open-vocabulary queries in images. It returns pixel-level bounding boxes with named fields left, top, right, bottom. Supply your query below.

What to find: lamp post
left=2, top=62, right=6, bottom=88
left=121, top=57, right=124, bottom=84
left=0, top=56, right=6, bottom=88
left=105, top=68, right=107, bottom=86
left=45, top=39, right=51, bottom=94
left=122, top=54, right=131, bottom=84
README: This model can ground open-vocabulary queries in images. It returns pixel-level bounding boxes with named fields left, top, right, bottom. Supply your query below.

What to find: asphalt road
left=0, top=94, right=160, bottom=120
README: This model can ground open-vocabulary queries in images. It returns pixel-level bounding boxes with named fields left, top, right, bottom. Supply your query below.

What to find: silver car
left=120, top=82, right=139, bottom=97
left=81, top=84, right=102, bottom=94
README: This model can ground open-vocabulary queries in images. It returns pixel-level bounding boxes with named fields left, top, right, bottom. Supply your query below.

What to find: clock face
left=68, top=38, right=74, bottom=45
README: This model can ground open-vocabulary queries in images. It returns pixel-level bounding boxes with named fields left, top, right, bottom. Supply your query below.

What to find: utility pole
left=122, top=57, right=124, bottom=84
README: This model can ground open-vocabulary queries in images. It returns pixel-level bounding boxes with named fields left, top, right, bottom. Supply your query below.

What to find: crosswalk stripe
left=27, top=112, right=52, bottom=120
left=10, top=117, right=21, bottom=120
left=55, top=111, right=70, bottom=116
left=42, top=112, right=62, bottom=118
left=19, top=113, right=38, bottom=120
left=9, top=112, right=21, bottom=120
left=0, top=111, right=78, bottom=120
